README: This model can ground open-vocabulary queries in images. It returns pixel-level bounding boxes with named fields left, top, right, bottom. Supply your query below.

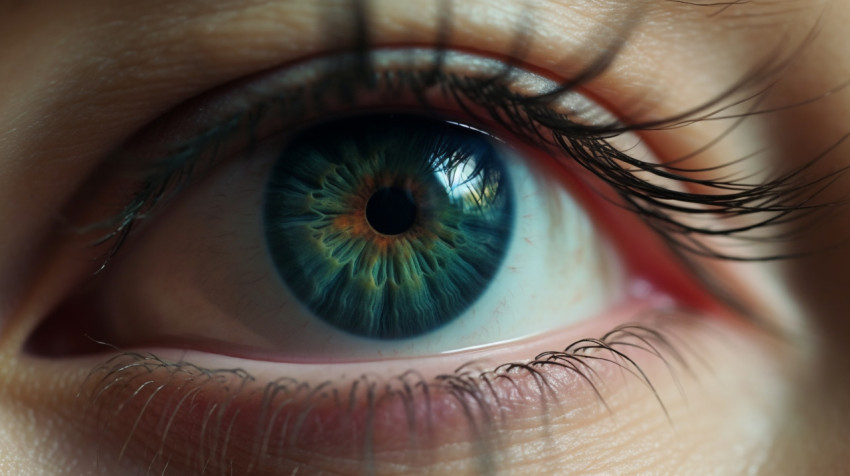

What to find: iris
left=264, top=115, right=514, bottom=339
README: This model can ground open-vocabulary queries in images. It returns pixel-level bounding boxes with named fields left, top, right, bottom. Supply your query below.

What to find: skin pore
left=1, top=0, right=850, bottom=474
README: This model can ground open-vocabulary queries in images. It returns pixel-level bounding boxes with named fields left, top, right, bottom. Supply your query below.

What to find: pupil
left=366, top=187, right=417, bottom=235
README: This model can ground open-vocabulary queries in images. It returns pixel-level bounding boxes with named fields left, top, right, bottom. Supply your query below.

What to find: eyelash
left=81, top=313, right=703, bottom=472
left=60, top=3, right=839, bottom=471
left=87, top=8, right=835, bottom=275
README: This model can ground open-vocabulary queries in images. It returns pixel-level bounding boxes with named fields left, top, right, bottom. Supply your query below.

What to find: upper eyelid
left=16, top=1, right=649, bottom=145
left=31, top=3, right=828, bottom=278
left=0, top=0, right=806, bottom=155
left=89, top=36, right=830, bottom=269
left=85, top=48, right=622, bottom=262
left=0, top=0, right=755, bottom=229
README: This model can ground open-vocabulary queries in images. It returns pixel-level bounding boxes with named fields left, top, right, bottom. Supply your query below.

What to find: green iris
left=264, top=115, right=514, bottom=339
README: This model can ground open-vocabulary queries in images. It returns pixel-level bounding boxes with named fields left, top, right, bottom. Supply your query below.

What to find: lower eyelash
left=76, top=309, right=707, bottom=474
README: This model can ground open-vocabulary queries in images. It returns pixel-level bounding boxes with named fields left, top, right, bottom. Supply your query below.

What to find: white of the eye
left=98, top=50, right=630, bottom=360
left=100, top=137, right=625, bottom=360
left=225, top=141, right=624, bottom=358
left=423, top=144, right=623, bottom=353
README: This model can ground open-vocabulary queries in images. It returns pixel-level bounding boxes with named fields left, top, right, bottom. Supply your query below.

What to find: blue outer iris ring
left=263, top=115, right=514, bottom=339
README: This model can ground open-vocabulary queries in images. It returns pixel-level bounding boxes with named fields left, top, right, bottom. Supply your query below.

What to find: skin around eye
left=3, top=0, right=850, bottom=475
left=22, top=46, right=760, bottom=472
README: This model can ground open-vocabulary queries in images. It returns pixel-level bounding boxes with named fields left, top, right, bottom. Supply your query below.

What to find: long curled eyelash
left=78, top=311, right=705, bottom=474
left=56, top=3, right=838, bottom=473
left=85, top=0, right=848, bottom=270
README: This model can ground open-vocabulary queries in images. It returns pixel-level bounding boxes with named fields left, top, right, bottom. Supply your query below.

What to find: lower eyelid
left=58, top=302, right=779, bottom=475
left=71, top=308, right=708, bottom=474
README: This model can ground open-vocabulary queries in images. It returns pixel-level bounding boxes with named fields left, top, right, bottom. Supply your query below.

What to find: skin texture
left=1, top=0, right=850, bottom=474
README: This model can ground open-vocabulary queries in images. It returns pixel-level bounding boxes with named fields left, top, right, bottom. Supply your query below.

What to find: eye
left=100, top=113, right=626, bottom=358
left=18, top=2, right=829, bottom=472
left=29, top=48, right=683, bottom=360
left=23, top=40, right=746, bottom=476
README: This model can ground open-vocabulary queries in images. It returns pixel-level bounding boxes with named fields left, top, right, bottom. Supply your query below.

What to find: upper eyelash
left=87, top=1, right=845, bottom=269
left=61, top=3, right=824, bottom=471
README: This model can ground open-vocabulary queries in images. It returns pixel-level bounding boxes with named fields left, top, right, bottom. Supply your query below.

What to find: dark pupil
left=366, top=187, right=417, bottom=235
